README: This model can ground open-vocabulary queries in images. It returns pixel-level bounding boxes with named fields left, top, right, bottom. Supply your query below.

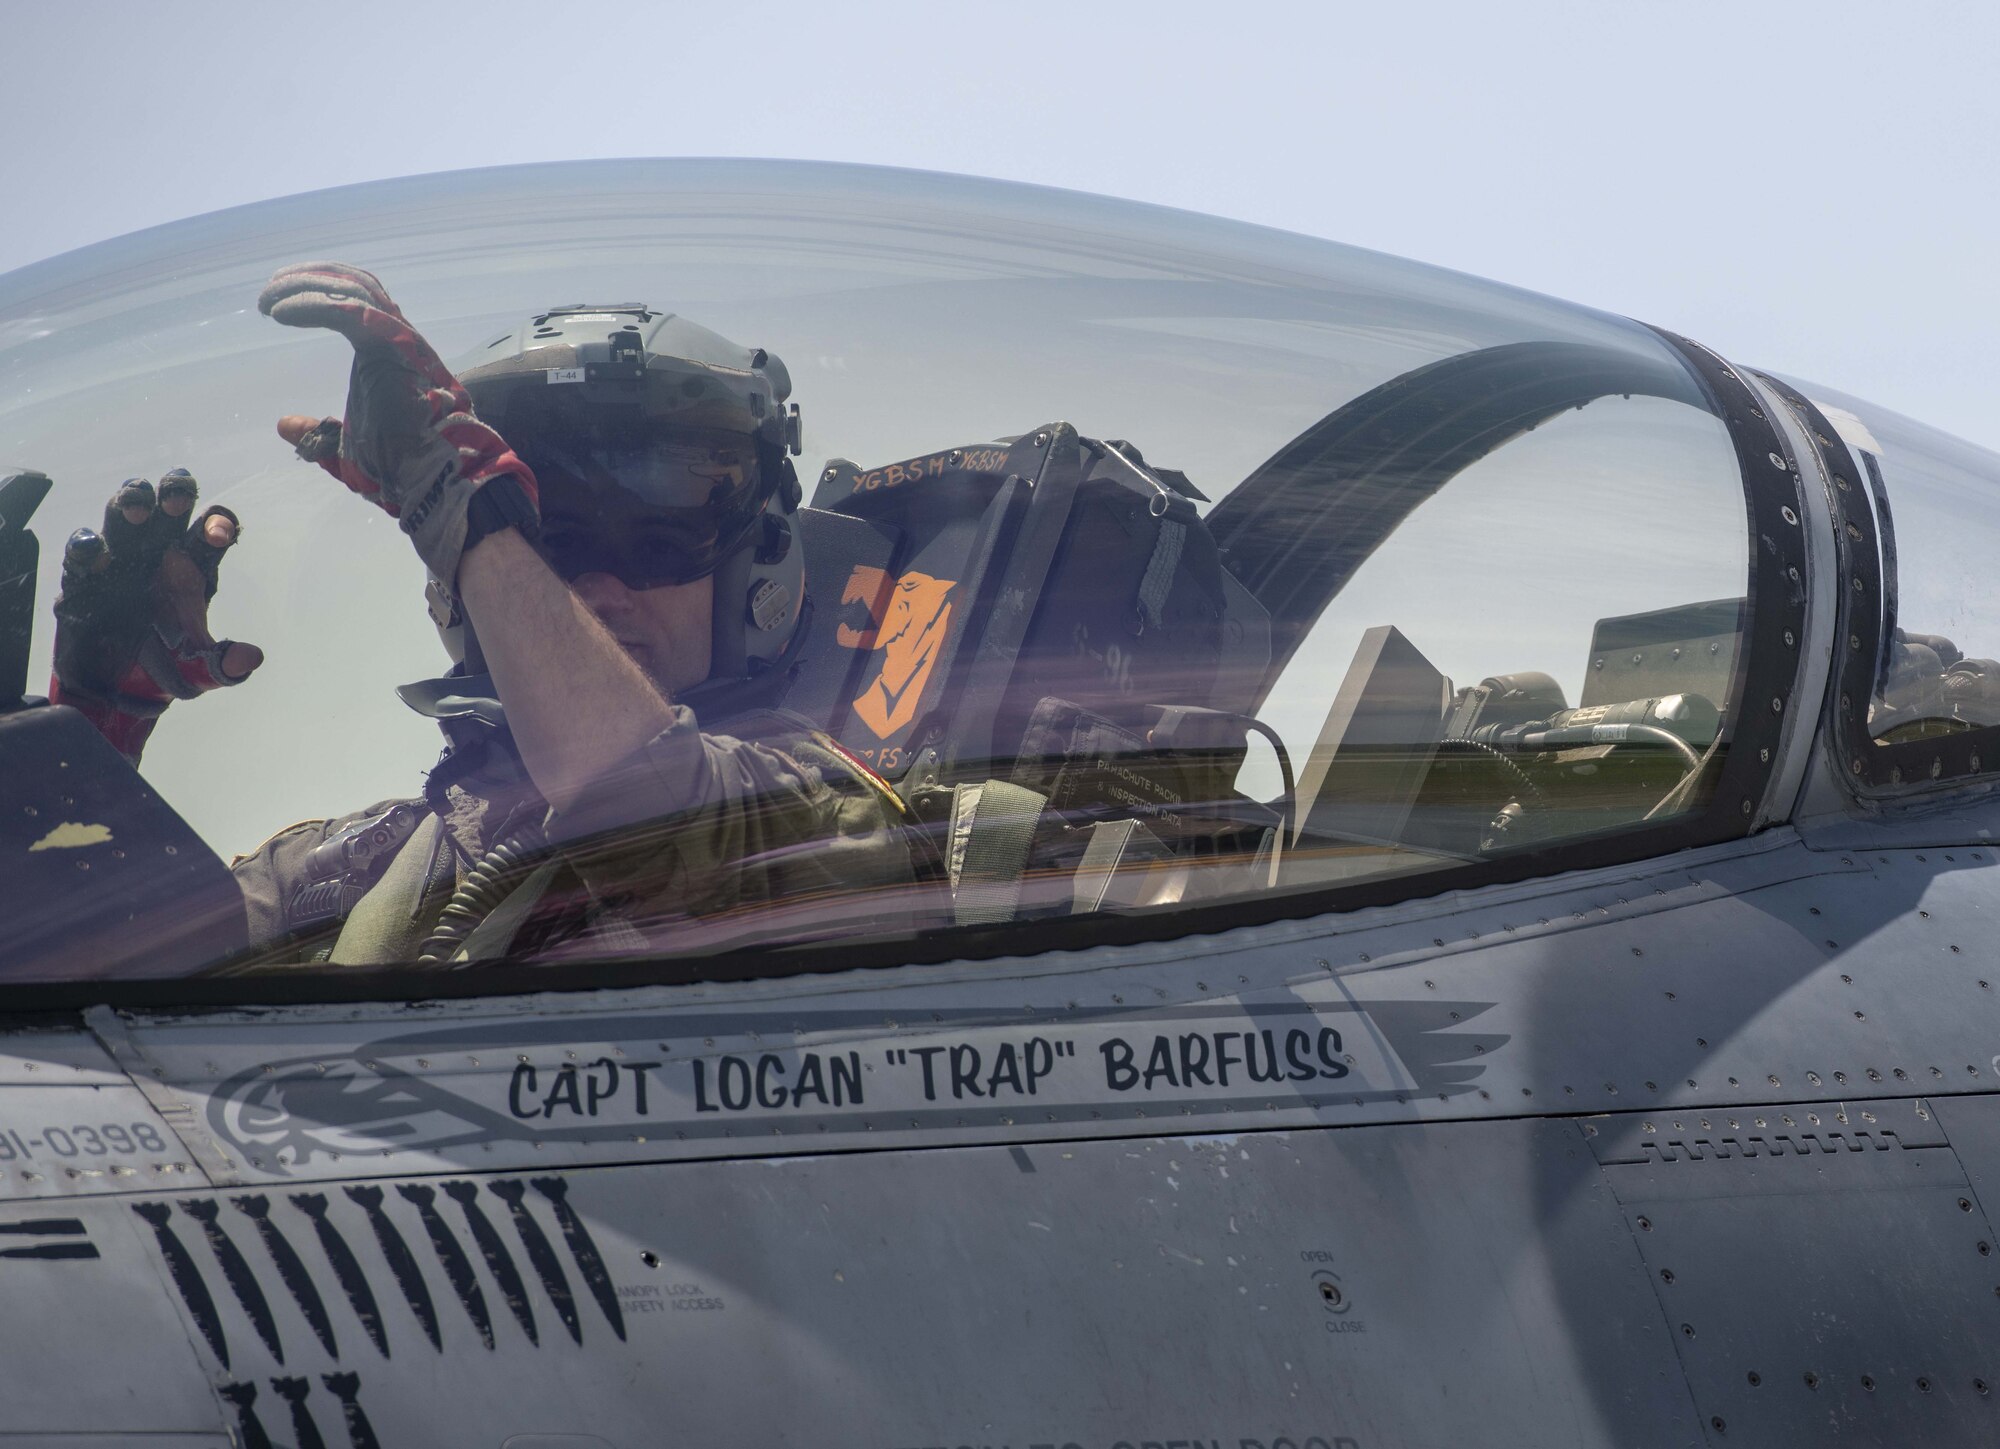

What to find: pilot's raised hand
left=258, top=261, right=538, bottom=589
left=49, top=488, right=263, bottom=765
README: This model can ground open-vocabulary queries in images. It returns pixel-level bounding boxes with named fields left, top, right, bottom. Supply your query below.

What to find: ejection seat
left=785, top=426, right=1280, bottom=926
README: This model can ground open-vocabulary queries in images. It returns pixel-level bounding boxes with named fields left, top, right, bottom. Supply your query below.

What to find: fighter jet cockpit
left=0, top=159, right=1969, bottom=990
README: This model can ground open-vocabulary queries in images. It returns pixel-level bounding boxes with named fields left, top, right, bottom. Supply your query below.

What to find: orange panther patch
left=838, top=565, right=957, bottom=740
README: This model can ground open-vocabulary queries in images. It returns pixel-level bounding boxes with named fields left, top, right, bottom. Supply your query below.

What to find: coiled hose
left=1430, top=737, right=1551, bottom=808
left=416, top=819, right=550, bottom=966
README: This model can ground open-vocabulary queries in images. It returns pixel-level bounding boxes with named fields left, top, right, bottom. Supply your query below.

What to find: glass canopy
left=0, top=160, right=1758, bottom=981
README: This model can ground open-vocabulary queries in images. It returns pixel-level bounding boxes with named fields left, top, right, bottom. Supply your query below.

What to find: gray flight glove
left=257, top=261, right=538, bottom=590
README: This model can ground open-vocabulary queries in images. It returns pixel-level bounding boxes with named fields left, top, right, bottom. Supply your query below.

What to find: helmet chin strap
left=679, top=594, right=813, bottom=721
left=459, top=616, right=487, bottom=677
left=705, top=446, right=806, bottom=689
left=707, top=544, right=753, bottom=682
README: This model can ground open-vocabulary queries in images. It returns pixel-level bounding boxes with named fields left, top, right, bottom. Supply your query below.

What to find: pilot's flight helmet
left=456, top=306, right=807, bottom=689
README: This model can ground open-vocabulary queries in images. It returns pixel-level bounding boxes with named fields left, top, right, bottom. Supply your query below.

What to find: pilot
left=226, top=261, right=914, bottom=965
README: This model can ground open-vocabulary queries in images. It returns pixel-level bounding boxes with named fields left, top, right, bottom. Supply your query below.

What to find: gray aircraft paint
left=7, top=164, right=2000, bottom=1445
left=4, top=701, right=1997, bottom=1440
left=58, top=815, right=1997, bottom=1187
left=0, top=797, right=1984, bottom=1441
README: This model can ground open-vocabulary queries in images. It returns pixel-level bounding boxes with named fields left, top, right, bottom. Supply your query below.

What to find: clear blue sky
left=4, top=0, right=1997, bottom=448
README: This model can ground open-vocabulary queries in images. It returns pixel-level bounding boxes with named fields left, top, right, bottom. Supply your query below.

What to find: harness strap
left=1136, top=517, right=1186, bottom=631
left=947, top=779, right=1046, bottom=926
left=328, top=815, right=451, bottom=966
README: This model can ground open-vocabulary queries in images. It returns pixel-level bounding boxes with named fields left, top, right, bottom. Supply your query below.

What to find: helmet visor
left=518, top=423, right=770, bottom=589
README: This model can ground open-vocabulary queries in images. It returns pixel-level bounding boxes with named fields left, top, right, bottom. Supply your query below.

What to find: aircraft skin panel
left=0, top=1081, right=192, bottom=1199
left=0, top=997, right=196, bottom=1200
left=14, top=1101, right=2000, bottom=1443
left=0, top=1197, right=222, bottom=1433
left=1933, top=1094, right=2000, bottom=1218
left=1589, top=1095, right=2000, bottom=1443
left=0, top=821, right=1984, bottom=1439
left=0, top=1030, right=133, bottom=1085
left=0, top=1123, right=1704, bottom=1447
left=0, top=740, right=1992, bottom=1441
left=0, top=1440, right=230, bottom=1448
left=49, top=806, right=2000, bottom=1189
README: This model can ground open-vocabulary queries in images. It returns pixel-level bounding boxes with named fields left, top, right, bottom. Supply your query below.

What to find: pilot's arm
left=260, top=263, right=677, bottom=816
left=454, top=527, right=678, bottom=812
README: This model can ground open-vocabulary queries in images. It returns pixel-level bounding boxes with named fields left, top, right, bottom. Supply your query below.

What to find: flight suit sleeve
left=546, top=705, right=914, bottom=922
